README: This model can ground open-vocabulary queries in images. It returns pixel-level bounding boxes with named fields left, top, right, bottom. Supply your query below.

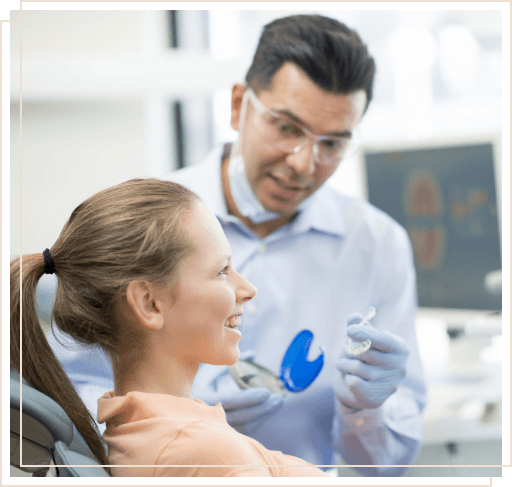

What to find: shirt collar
left=186, top=146, right=347, bottom=238
left=290, top=183, right=346, bottom=237
left=185, top=145, right=231, bottom=219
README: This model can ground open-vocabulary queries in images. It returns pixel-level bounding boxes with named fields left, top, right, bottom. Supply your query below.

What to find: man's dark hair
left=245, top=15, right=376, bottom=112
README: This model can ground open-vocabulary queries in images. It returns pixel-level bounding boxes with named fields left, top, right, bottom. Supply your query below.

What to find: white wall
left=10, top=100, right=147, bottom=257
left=10, top=11, right=155, bottom=257
left=10, top=10, right=145, bottom=56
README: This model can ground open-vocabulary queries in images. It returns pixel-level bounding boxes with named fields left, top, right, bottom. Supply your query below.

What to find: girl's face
left=161, top=201, right=257, bottom=366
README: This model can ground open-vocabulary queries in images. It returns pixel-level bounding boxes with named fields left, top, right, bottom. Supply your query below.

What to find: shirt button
left=355, top=418, right=365, bottom=427
left=258, top=244, right=266, bottom=254
left=247, top=304, right=257, bottom=315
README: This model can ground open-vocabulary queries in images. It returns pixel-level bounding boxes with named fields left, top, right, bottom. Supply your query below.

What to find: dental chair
left=10, top=367, right=110, bottom=477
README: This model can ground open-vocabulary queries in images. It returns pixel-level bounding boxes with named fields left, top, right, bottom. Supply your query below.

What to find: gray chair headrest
left=54, top=441, right=110, bottom=477
left=10, top=368, right=74, bottom=445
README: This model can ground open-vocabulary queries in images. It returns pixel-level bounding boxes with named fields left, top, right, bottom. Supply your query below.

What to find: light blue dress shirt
left=170, top=146, right=427, bottom=475
left=46, top=145, right=426, bottom=476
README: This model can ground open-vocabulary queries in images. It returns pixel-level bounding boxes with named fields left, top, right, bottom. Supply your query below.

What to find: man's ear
left=125, top=280, right=165, bottom=332
left=230, top=83, right=247, bottom=131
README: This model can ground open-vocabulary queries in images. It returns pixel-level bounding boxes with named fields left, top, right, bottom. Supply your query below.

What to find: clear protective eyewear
left=245, top=88, right=360, bottom=166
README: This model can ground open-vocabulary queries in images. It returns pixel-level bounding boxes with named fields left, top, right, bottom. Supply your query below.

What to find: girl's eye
left=218, top=265, right=230, bottom=276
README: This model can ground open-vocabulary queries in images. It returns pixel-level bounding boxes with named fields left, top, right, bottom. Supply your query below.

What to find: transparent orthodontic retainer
left=344, top=306, right=376, bottom=355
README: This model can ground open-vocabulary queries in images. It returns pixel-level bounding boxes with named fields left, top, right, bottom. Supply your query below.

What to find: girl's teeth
left=225, top=316, right=241, bottom=328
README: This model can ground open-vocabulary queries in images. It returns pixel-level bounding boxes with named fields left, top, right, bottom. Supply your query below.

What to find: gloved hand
left=334, top=313, right=409, bottom=411
left=195, top=350, right=284, bottom=435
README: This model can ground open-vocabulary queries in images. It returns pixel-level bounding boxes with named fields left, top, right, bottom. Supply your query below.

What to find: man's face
left=231, top=62, right=367, bottom=217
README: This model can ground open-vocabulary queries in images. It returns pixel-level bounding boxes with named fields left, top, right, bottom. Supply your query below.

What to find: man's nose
left=285, top=142, right=317, bottom=176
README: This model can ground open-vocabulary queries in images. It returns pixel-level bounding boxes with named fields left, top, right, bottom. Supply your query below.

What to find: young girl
left=11, top=179, right=330, bottom=477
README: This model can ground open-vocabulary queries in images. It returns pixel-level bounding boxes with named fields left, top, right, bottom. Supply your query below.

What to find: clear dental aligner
left=345, top=307, right=376, bottom=355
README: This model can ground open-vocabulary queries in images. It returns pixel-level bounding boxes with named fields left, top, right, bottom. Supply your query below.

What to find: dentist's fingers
left=219, top=387, right=273, bottom=410
left=347, top=312, right=364, bottom=326
left=337, top=357, right=404, bottom=382
left=342, top=373, right=398, bottom=408
left=239, top=350, right=257, bottom=362
left=343, top=348, right=407, bottom=369
left=225, top=393, right=284, bottom=425
left=346, top=325, right=408, bottom=354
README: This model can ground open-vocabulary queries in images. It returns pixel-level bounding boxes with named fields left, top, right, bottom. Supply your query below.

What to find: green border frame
left=0, top=0, right=512, bottom=487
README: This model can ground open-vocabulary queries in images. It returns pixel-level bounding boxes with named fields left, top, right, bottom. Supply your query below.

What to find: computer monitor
left=363, top=137, right=502, bottom=323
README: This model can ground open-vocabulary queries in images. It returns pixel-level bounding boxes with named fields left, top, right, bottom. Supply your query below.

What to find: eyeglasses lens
left=249, top=91, right=357, bottom=166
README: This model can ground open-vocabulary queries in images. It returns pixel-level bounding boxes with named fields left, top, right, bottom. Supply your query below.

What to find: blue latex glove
left=334, top=313, right=409, bottom=411
left=195, top=350, right=284, bottom=435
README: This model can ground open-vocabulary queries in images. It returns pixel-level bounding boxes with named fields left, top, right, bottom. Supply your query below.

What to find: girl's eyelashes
left=218, top=265, right=230, bottom=276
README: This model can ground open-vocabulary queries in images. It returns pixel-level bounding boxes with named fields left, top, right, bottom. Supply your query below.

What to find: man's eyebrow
left=275, top=109, right=353, bottom=138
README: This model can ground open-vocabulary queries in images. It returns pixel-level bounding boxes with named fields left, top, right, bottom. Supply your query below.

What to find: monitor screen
left=364, top=142, right=501, bottom=312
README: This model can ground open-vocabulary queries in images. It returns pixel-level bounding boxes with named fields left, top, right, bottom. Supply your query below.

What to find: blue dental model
left=280, top=330, right=324, bottom=392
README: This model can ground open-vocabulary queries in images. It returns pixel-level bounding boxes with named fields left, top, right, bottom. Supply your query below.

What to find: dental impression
left=345, top=306, right=376, bottom=355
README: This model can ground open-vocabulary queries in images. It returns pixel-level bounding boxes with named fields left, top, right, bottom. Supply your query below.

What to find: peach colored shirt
left=97, top=391, right=330, bottom=477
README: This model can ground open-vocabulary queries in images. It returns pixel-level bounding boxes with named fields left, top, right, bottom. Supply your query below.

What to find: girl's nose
left=236, top=272, right=257, bottom=303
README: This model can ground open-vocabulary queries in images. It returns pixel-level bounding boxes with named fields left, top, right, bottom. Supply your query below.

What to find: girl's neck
left=113, top=350, right=198, bottom=400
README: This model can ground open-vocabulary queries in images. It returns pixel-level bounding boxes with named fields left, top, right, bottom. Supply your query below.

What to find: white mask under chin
left=227, top=88, right=312, bottom=225
left=227, top=154, right=281, bottom=224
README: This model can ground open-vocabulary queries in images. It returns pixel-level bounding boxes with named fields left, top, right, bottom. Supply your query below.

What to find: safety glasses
left=245, top=88, right=360, bottom=166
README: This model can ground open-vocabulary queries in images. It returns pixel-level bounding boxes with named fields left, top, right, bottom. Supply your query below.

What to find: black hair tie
left=42, top=248, right=56, bottom=275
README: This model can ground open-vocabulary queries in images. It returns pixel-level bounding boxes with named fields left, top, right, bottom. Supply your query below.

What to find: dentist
left=48, top=14, right=426, bottom=476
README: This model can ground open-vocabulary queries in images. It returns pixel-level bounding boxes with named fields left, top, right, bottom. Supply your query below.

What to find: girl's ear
left=125, top=280, right=165, bottom=332
left=230, top=83, right=247, bottom=131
